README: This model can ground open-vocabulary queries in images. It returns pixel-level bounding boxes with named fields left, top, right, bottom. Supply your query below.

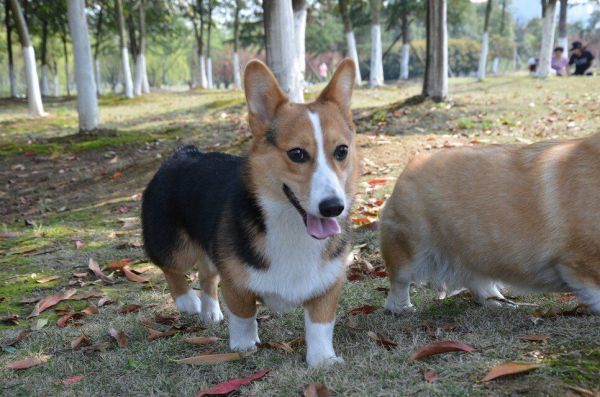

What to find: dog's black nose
left=319, top=197, right=344, bottom=217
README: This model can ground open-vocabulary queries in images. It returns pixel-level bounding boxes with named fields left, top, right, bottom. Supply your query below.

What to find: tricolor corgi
left=141, top=59, right=358, bottom=367
left=380, top=134, right=600, bottom=314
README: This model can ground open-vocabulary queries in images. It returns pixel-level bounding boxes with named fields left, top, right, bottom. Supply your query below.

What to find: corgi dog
left=380, top=134, right=600, bottom=314
left=141, top=59, right=358, bottom=367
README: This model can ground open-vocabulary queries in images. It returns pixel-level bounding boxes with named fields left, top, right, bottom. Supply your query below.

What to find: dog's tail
left=172, top=145, right=202, bottom=158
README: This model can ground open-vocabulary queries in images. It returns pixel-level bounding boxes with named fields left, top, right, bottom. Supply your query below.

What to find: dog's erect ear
left=244, top=60, right=288, bottom=136
left=317, top=58, right=356, bottom=115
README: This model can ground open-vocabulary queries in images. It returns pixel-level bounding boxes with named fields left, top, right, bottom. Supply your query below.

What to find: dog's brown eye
left=287, top=148, right=310, bottom=163
left=333, top=145, right=348, bottom=161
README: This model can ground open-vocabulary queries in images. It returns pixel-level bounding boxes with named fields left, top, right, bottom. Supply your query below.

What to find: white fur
left=249, top=196, right=345, bottom=311
left=304, top=311, right=343, bottom=367
left=226, top=308, right=260, bottom=351
left=200, top=291, right=224, bottom=323
left=175, top=289, right=202, bottom=314
left=307, top=112, right=346, bottom=216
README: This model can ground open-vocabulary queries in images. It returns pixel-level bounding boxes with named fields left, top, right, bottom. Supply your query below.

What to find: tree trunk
left=477, top=0, right=493, bottom=81
left=232, top=0, right=242, bottom=89
left=206, top=0, right=214, bottom=89
left=292, top=0, right=307, bottom=95
left=93, top=5, right=104, bottom=96
left=40, top=21, right=49, bottom=96
left=369, top=0, right=384, bottom=87
left=263, top=0, right=303, bottom=102
left=5, top=0, right=17, bottom=98
left=422, top=0, right=448, bottom=101
left=67, top=0, right=99, bottom=132
left=399, top=8, right=410, bottom=80
left=62, top=32, right=71, bottom=96
left=200, top=55, right=208, bottom=88
left=116, top=0, right=134, bottom=98
left=53, top=61, right=60, bottom=96
left=194, top=4, right=207, bottom=89
left=537, top=0, right=558, bottom=78
left=338, top=0, right=361, bottom=85
left=134, top=0, right=149, bottom=94
left=9, top=0, right=45, bottom=116
left=558, top=0, right=568, bottom=51
left=492, top=0, right=506, bottom=75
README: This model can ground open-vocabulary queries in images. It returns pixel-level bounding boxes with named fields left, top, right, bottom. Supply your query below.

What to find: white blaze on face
left=307, top=111, right=346, bottom=216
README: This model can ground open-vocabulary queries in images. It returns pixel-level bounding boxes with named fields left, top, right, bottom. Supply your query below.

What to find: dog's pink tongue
left=306, top=214, right=341, bottom=240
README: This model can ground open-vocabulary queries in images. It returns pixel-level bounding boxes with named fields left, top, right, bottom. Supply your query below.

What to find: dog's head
left=244, top=59, right=358, bottom=240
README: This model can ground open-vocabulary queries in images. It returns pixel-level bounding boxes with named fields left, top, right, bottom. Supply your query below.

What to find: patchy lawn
left=1, top=76, right=599, bottom=397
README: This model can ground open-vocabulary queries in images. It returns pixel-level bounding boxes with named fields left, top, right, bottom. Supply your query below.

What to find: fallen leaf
left=367, top=179, right=388, bottom=186
left=69, top=289, right=105, bottom=300
left=566, top=385, right=600, bottom=397
left=35, top=275, right=59, bottom=284
left=257, top=341, right=294, bottom=353
left=482, top=362, right=540, bottom=382
left=351, top=217, right=373, bottom=225
left=0, top=315, right=19, bottom=325
left=175, top=352, right=250, bottom=365
left=105, top=258, right=131, bottom=271
left=121, top=266, right=149, bottom=283
left=367, top=331, right=398, bottom=350
left=72, top=272, right=88, bottom=278
left=5, top=355, right=51, bottom=370
left=97, top=296, right=112, bottom=307
left=423, top=369, right=438, bottom=383
left=304, top=382, right=330, bottom=397
left=147, top=327, right=178, bottom=341
left=111, top=170, right=122, bottom=179
left=557, top=292, right=576, bottom=303
left=154, top=313, right=179, bottom=325
left=63, top=375, right=85, bottom=385
left=74, top=240, right=84, bottom=249
left=411, top=340, right=477, bottom=360
left=532, top=305, right=590, bottom=318
left=184, top=336, right=221, bottom=345
left=6, top=329, right=31, bottom=346
left=109, top=328, right=128, bottom=348
left=30, top=318, right=48, bottom=331
left=88, top=258, right=114, bottom=284
left=348, top=305, right=378, bottom=316
left=57, top=312, right=77, bottom=328
left=71, top=333, right=92, bottom=350
left=518, top=335, right=549, bottom=343
left=28, top=289, right=77, bottom=318
left=81, top=342, right=110, bottom=353
left=118, top=304, right=141, bottom=314
left=196, top=369, right=270, bottom=396
left=80, top=305, right=99, bottom=316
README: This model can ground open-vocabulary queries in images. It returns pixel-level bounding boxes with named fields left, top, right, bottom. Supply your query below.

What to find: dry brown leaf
left=175, top=352, right=249, bottom=365
left=0, top=315, right=19, bottom=325
left=147, top=327, right=178, bottom=341
left=35, top=275, right=59, bottom=284
left=304, top=383, right=330, bottom=397
left=5, top=355, right=51, bottom=370
left=71, top=333, right=92, bottom=350
left=109, top=328, right=128, bottom=348
left=154, top=313, right=179, bottom=325
left=367, top=331, right=398, bottom=350
left=97, top=296, right=112, bottom=307
left=411, top=340, right=477, bottom=360
left=69, top=289, right=105, bottom=301
left=423, top=369, right=438, bottom=383
left=348, top=305, right=378, bottom=316
left=88, top=258, right=114, bottom=284
left=57, top=312, right=77, bottom=328
left=62, top=375, right=85, bottom=385
left=81, top=342, right=110, bottom=353
left=257, top=341, right=294, bottom=353
left=482, top=362, right=540, bottom=382
left=566, top=385, right=600, bottom=397
left=122, top=266, right=149, bottom=283
left=118, top=304, right=141, bottom=314
left=72, top=272, right=88, bottom=278
left=6, top=329, right=31, bottom=346
left=81, top=305, right=99, bottom=316
left=28, top=289, right=77, bottom=318
left=105, top=258, right=132, bottom=271
left=518, top=335, right=549, bottom=343
left=184, top=336, right=221, bottom=345
left=197, top=369, right=270, bottom=396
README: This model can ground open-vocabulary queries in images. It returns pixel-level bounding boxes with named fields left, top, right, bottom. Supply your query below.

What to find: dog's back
left=381, top=134, right=600, bottom=313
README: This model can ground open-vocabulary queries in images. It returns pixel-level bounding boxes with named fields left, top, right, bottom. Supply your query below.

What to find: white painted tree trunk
left=121, top=47, right=134, bottom=98
left=207, top=57, right=213, bottom=89
left=293, top=3, right=307, bottom=94
left=232, top=52, right=241, bottom=90
left=369, top=24, right=384, bottom=87
left=53, top=69, right=60, bottom=96
left=537, top=0, right=558, bottom=79
left=423, top=0, right=448, bottom=101
left=41, top=64, right=50, bottom=96
left=141, top=54, right=149, bottom=93
left=477, top=32, right=489, bottom=81
left=68, top=0, right=99, bottom=132
left=558, top=36, right=568, bottom=53
left=345, top=31, right=362, bottom=86
left=134, top=54, right=143, bottom=95
left=94, top=58, right=101, bottom=96
left=264, top=0, right=303, bottom=102
left=492, top=57, right=500, bottom=74
left=200, top=55, right=208, bottom=89
left=399, top=43, right=410, bottom=80
left=23, top=46, right=46, bottom=116
left=9, top=64, right=17, bottom=98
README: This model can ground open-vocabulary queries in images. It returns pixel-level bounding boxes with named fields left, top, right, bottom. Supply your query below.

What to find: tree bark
left=369, top=0, right=384, bottom=87
left=206, top=0, right=214, bottom=89
left=9, top=0, right=45, bottom=116
left=263, top=0, right=303, bottom=102
left=477, top=0, right=493, bottom=81
left=232, top=0, right=242, bottom=89
left=399, top=7, right=410, bottom=80
left=62, top=31, right=71, bottom=96
left=338, top=0, right=362, bottom=85
left=116, top=0, right=134, bottom=98
left=5, top=0, right=17, bottom=98
left=292, top=0, right=307, bottom=95
left=493, top=0, right=507, bottom=75
left=67, top=0, right=99, bottom=132
left=537, top=0, right=557, bottom=78
left=93, top=5, right=104, bottom=96
left=558, top=0, right=568, bottom=51
left=422, top=0, right=448, bottom=101
left=53, top=61, right=60, bottom=96
left=134, top=0, right=149, bottom=94
left=40, top=20, right=49, bottom=96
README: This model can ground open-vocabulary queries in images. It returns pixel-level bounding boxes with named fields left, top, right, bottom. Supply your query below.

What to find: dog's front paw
left=200, top=292, right=224, bottom=323
left=307, top=354, right=345, bottom=368
left=175, top=290, right=202, bottom=315
left=384, top=297, right=416, bottom=315
left=229, top=336, right=260, bottom=352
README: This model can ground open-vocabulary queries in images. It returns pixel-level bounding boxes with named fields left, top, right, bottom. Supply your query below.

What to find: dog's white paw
left=227, top=310, right=259, bottom=352
left=229, top=336, right=260, bottom=352
left=384, top=297, right=416, bottom=314
left=175, top=289, right=202, bottom=314
left=200, top=291, right=224, bottom=323
left=307, top=354, right=345, bottom=368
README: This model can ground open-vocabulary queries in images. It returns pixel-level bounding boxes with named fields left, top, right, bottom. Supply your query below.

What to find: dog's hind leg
left=198, top=257, right=224, bottom=323
left=380, top=227, right=415, bottom=314
left=559, top=260, right=600, bottom=314
left=164, top=269, right=202, bottom=314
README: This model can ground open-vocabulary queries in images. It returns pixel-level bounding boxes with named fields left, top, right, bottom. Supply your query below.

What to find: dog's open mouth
left=283, top=184, right=341, bottom=240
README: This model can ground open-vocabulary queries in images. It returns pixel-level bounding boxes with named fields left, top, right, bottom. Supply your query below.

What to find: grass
left=1, top=75, right=600, bottom=396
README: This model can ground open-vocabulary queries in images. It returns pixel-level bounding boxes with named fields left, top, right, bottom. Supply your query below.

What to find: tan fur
left=304, top=276, right=344, bottom=323
left=381, top=134, right=600, bottom=312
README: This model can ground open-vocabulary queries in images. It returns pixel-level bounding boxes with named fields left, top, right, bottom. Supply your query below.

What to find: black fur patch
left=265, top=128, right=277, bottom=145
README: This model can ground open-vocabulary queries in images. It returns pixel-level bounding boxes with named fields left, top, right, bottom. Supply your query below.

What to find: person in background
left=527, top=57, right=539, bottom=74
left=551, top=47, right=569, bottom=76
left=569, top=41, right=594, bottom=76
left=319, top=62, right=328, bottom=82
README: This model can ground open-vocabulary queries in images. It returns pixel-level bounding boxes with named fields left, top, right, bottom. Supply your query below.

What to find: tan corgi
left=141, top=59, right=359, bottom=367
left=380, top=134, right=600, bottom=314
